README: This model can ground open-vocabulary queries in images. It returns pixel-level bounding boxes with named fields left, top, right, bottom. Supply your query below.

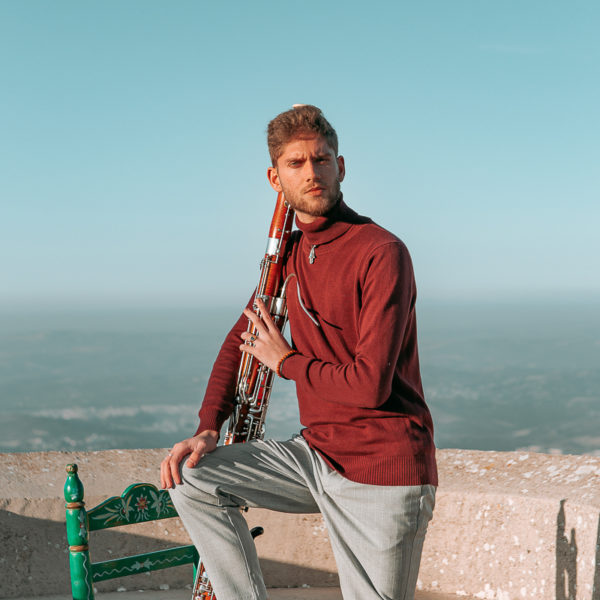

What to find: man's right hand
left=160, top=430, right=219, bottom=489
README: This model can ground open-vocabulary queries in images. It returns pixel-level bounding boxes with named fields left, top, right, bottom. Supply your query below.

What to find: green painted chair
left=64, top=463, right=198, bottom=600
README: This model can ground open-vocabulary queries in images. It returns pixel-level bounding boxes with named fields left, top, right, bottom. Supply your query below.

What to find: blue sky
left=2, top=1, right=598, bottom=309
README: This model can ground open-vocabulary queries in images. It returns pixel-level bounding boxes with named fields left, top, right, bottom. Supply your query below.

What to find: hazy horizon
left=1, top=300, right=598, bottom=455
left=2, top=289, right=600, bottom=314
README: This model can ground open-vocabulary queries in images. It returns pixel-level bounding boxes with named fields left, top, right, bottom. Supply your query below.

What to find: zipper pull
left=308, top=245, right=316, bottom=264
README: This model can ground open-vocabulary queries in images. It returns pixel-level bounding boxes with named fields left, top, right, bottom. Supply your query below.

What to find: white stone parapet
left=0, top=449, right=599, bottom=599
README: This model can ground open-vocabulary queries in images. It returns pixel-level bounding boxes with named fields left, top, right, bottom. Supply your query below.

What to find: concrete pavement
left=12, top=589, right=474, bottom=600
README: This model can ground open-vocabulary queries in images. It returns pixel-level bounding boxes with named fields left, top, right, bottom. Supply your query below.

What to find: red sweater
left=197, top=201, right=437, bottom=486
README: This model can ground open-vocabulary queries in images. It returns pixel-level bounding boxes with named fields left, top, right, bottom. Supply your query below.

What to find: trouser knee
left=169, top=462, right=242, bottom=514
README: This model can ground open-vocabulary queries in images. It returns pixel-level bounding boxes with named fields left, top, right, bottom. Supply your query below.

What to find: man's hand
left=240, top=298, right=292, bottom=371
left=160, top=430, right=219, bottom=489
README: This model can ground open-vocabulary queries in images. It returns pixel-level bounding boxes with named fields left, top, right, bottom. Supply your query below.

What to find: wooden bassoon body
left=192, top=192, right=295, bottom=599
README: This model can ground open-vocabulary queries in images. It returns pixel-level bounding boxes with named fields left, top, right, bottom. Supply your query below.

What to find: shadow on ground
left=0, top=510, right=337, bottom=598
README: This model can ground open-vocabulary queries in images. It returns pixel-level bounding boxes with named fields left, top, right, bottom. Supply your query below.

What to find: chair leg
left=65, top=464, right=95, bottom=600
left=68, top=548, right=95, bottom=600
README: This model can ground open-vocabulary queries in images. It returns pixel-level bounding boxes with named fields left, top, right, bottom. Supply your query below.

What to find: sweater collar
left=294, top=197, right=370, bottom=246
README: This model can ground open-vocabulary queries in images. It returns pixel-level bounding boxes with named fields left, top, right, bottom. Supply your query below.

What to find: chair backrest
left=64, top=463, right=198, bottom=600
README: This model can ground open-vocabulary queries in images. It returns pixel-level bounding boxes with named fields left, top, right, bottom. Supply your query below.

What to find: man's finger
left=240, top=342, right=257, bottom=357
left=186, top=448, right=203, bottom=468
left=170, top=447, right=191, bottom=486
left=255, top=299, right=276, bottom=330
left=243, top=309, right=269, bottom=335
left=241, top=331, right=258, bottom=342
left=170, top=457, right=182, bottom=486
left=160, top=457, right=173, bottom=489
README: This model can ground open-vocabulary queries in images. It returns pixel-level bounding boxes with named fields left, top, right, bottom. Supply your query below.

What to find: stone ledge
left=1, top=449, right=599, bottom=599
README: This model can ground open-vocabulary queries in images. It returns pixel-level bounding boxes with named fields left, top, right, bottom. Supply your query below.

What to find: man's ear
left=267, top=166, right=283, bottom=192
left=337, top=155, right=346, bottom=182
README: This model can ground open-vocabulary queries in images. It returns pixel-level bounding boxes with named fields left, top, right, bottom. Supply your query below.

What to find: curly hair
left=267, top=104, right=338, bottom=166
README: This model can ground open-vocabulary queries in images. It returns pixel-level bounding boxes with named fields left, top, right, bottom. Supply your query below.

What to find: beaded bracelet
left=276, top=349, right=298, bottom=378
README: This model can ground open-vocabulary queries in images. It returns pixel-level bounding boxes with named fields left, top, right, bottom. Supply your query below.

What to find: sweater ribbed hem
left=313, top=446, right=438, bottom=487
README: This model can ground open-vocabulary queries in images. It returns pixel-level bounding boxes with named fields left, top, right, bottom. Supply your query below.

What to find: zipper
left=282, top=273, right=320, bottom=327
left=308, top=245, right=317, bottom=264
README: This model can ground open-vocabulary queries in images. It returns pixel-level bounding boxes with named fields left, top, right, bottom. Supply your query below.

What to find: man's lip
left=306, top=186, right=325, bottom=193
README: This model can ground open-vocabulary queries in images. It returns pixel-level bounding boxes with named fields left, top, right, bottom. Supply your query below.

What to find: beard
left=281, top=178, right=342, bottom=218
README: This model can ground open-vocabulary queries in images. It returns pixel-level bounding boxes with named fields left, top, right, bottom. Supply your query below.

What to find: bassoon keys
left=192, top=192, right=295, bottom=600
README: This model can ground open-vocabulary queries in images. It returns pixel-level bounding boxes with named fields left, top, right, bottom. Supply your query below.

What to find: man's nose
left=303, top=159, right=318, bottom=179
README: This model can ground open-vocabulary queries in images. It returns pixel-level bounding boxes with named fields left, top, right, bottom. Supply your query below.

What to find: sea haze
left=0, top=300, right=598, bottom=455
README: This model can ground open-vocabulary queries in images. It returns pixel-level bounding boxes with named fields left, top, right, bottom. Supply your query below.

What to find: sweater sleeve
left=280, top=241, right=418, bottom=409
left=194, top=295, right=254, bottom=436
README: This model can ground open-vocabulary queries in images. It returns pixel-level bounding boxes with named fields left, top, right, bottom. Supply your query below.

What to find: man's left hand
left=240, top=298, right=292, bottom=372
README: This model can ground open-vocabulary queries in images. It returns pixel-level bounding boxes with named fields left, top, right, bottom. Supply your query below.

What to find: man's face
left=267, top=134, right=345, bottom=223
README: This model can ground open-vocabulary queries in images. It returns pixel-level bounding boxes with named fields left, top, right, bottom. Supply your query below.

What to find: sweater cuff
left=279, top=352, right=311, bottom=381
left=194, top=410, right=224, bottom=437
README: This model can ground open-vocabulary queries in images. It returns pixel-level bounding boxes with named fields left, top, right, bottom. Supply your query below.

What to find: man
left=162, top=105, right=437, bottom=600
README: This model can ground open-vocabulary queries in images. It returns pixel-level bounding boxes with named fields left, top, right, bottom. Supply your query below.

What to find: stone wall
left=1, top=449, right=598, bottom=600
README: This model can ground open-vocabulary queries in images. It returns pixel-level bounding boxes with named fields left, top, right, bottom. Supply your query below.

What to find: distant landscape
left=1, top=300, right=598, bottom=456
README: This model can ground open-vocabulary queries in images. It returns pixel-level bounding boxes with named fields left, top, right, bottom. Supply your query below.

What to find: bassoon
left=192, top=191, right=295, bottom=600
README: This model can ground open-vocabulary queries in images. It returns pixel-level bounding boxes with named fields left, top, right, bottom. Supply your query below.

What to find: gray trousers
left=169, top=435, right=435, bottom=600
